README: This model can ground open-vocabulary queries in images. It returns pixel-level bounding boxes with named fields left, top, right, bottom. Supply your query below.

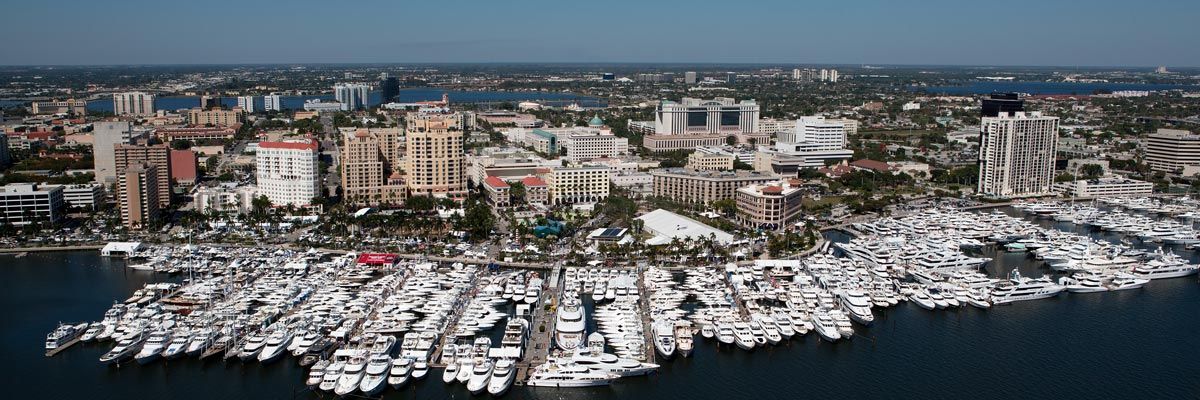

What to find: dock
left=45, top=336, right=83, bottom=357
left=515, top=266, right=559, bottom=384
left=635, top=267, right=657, bottom=364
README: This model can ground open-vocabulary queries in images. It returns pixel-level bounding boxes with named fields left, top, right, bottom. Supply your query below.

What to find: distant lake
left=912, top=81, right=1198, bottom=95
left=83, top=88, right=605, bottom=112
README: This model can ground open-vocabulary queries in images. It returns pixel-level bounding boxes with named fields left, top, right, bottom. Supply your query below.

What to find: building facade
left=263, top=94, right=282, bottom=112
left=405, top=113, right=467, bottom=199
left=754, top=116, right=854, bottom=174
left=687, top=151, right=735, bottom=171
left=114, top=143, right=171, bottom=207
left=194, top=185, right=258, bottom=214
left=187, top=107, right=243, bottom=126
left=118, top=164, right=160, bottom=229
left=0, top=183, right=64, bottom=226
left=237, top=96, right=256, bottom=113
left=255, top=140, right=319, bottom=206
left=976, top=112, right=1060, bottom=197
left=92, top=121, right=135, bottom=184
left=650, top=168, right=777, bottom=205
left=1145, top=129, right=1200, bottom=173
left=113, top=92, right=156, bottom=116
left=1051, top=177, right=1153, bottom=198
left=546, top=166, right=610, bottom=205
left=643, top=97, right=761, bottom=151
left=334, top=83, right=370, bottom=111
left=735, top=180, right=805, bottom=231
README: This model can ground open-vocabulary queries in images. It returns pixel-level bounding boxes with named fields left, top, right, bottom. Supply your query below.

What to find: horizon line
left=0, top=62, right=1195, bottom=70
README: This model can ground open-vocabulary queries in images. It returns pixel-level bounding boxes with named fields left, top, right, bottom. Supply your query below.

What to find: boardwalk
left=515, top=270, right=558, bottom=384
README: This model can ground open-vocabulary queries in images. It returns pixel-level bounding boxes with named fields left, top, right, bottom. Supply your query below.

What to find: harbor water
left=5, top=210, right=1200, bottom=399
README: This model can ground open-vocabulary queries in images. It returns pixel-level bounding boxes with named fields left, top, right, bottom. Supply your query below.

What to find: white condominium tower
left=112, top=92, right=156, bottom=116
left=334, top=83, right=370, bottom=111
left=977, top=111, right=1060, bottom=197
left=255, top=140, right=320, bottom=206
left=263, top=94, right=282, bottom=111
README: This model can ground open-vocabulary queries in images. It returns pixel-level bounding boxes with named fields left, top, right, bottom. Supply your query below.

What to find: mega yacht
left=526, top=363, right=618, bottom=388
left=45, top=322, right=87, bottom=355
left=358, top=354, right=391, bottom=396
left=487, top=359, right=517, bottom=396
left=237, top=332, right=267, bottom=362
left=555, top=295, right=587, bottom=351
left=135, top=330, right=171, bottom=364
left=1110, top=273, right=1150, bottom=290
left=335, top=354, right=368, bottom=397
left=411, top=358, right=429, bottom=380
left=99, top=331, right=146, bottom=365
left=318, top=362, right=344, bottom=392
left=566, top=347, right=659, bottom=377
left=388, top=357, right=413, bottom=388
left=651, top=322, right=676, bottom=359
left=1132, top=254, right=1199, bottom=280
left=162, top=331, right=191, bottom=360
left=307, top=360, right=330, bottom=388
left=990, top=270, right=1066, bottom=305
left=731, top=322, right=757, bottom=350
left=256, top=328, right=294, bottom=363
left=1059, top=273, right=1110, bottom=293
left=812, top=311, right=841, bottom=342
left=908, top=289, right=937, bottom=310
left=466, top=358, right=494, bottom=395
left=838, top=290, right=874, bottom=325
left=674, top=323, right=694, bottom=357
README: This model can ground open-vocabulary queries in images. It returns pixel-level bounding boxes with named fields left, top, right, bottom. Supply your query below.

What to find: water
left=5, top=211, right=1200, bottom=399
left=912, top=81, right=1198, bottom=95
left=83, top=89, right=605, bottom=113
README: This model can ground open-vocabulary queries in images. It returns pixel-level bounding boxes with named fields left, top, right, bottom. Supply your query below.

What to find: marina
left=8, top=201, right=1200, bottom=399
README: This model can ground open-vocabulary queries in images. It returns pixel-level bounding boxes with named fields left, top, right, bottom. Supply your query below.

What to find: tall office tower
left=977, top=112, right=1060, bottom=197
left=255, top=140, right=320, bottom=206
left=112, top=92, right=156, bottom=116
left=684, top=71, right=698, bottom=84
left=380, top=77, right=400, bottom=103
left=114, top=143, right=172, bottom=207
left=828, top=69, right=839, bottom=82
left=236, top=96, right=256, bottom=113
left=726, top=72, right=736, bottom=84
left=263, top=94, right=282, bottom=112
left=980, top=92, right=1025, bottom=117
left=1145, top=129, right=1200, bottom=173
left=92, top=121, right=135, bottom=184
left=118, top=163, right=160, bottom=230
left=334, top=83, right=371, bottom=111
left=405, top=113, right=467, bottom=198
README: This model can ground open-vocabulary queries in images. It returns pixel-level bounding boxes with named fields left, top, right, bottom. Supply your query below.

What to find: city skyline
left=3, top=0, right=1199, bottom=67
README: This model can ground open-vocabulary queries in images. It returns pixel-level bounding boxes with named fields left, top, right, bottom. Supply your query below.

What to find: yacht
left=359, top=354, right=391, bottom=396
left=99, top=331, right=146, bottom=364
left=555, top=295, right=587, bottom=351
left=237, top=332, right=267, bottom=362
left=45, top=322, right=87, bottom=355
left=411, top=358, right=429, bottom=380
left=388, top=357, right=413, bottom=388
left=838, top=290, right=875, bottom=325
left=335, top=354, right=368, bottom=396
left=715, top=321, right=735, bottom=345
left=1109, top=273, right=1150, bottom=290
left=318, top=362, right=344, bottom=392
left=965, top=290, right=991, bottom=309
left=651, top=322, right=676, bottom=359
left=731, top=322, right=757, bottom=350
left=80, top=323, right=102, bottom=343
left=441, top=355, right=459, bottom=383
left=566, top=348, right=659, bottom=377
left=526, top=363, right=618, bottom=388
left=990, top=270, right=1066, bottom=305
left=674, top=323, right=694, bottom=357
left=908, top=289, right=936, bottom=310
left=257, top=328, right=294, bottom=363
left=487, top=359, right=517, bottom=396
left=812, top=311, right=841, bottom=342
left=466, top=358, right=494, bottom=395
left=185, top=329, right=216, bottom=356
left=1132, top=255, right=1199, bottom=280
left=1059, top=273, right=1110, bottom=293
left=135, top=330, right=171, bottom=364
left=162, top=332, right=191, bottom=360
left=307, top=360, right=330, bottom=388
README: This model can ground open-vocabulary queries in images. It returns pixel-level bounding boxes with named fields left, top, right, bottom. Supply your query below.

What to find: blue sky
left=2, top=0, right=1197, bottom=66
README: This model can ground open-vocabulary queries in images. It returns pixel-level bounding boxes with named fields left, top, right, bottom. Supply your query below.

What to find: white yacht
left=731, top=322, right=757, bottom=350
left=237, top=332, right=266, bottom=362
left=674, top=323, right=694, bottom=357
left=256, top=328, right=294, bottom=363
left=1059, top=273, right=1110, bottom=293
left=566, top=347, right=659, bottom=377
left=1132, top=254, right=1199, bottom=280
left=555, top=295, right=587, bottom=351
left=715, top=321, right=735, bottom=345
left=466, top=358, right=494, bottom=395
left=45, top=322, right=87, bottom=355
left=358, top=354, right=391, bottom=396
left=411, top=358, right=429, bottom=380
left=838, top=290, right=875, bottom=325
left=651, top=322, right=676, bottom=359
left=441, top=355, right=459, bottom=383
left=135, top=330, right=171, bottom=364
left=812, top=311, right=841, bottom=342
left=388, top=357, right=413, bottom=388
left=162, top=331, right=191, bottom=360
left=990, top=270, right=1065, bottom=305
left=1109, top=273, right=1150, bottom=290
left=307, top=360, right=330, bottom=388
left=908, top=289, right=937, bottom=310
left=318, top=362, right=344, bottom=392
left=526, top=363, right=618, bottom=388
left=335, top=354, right=368, bottom=397
left=487, top=359, right=516, bottom=396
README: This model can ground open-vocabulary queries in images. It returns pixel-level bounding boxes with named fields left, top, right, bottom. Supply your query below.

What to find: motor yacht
left=358, top=354, right=391, bottom=396
left=731, top=322, right=757, bottom=350
left=838, top=290, right=874, bottom=325
left=487, top=359, right=517, bottom=396
left=99, top=331, right=146, bottom=365
left=555, top=295, right=587, bottom=351
left=45, top=322, right=87, bottom=355
left=526, top=363, right=618, bottom=388
left=307, top=360, right=330, bottom=388
left=135, top=330, right=171, bottom=364
left=990, top=270, right=1065, bottom=305
left=237, top=332, right=267, bottom=362
left=318, top=362, right=344, bottom=392
left=411, top=358, right=429, bottom=380
left=812, top=311, right=841, bottom=342
left=257, top=328, right=294, bottom=363
left=1059, top=273, right=1110, bottom=293
left=466, top=358, right=494, bottom=395
left=1109, top=273, right=1150, bottom=290
left=335, top=354, right=368, bottom=396
left=651, top=322, right=676, bottom=359
left=388, top=357, right=413, bottom=388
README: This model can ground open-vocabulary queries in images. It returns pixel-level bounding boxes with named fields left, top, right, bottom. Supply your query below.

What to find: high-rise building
left=650, top=168, right=777, bottom=205
left=31, top=99, right=87, bottom=116
left=114, top=143, right=171, bottom=207
left=546, top=166, right=611, bottom=205
left=112, top=92, right=155, bottom=116
left=0, top=134, right=10, bottom=167
left=92, top=121, right=135, bottom=184
left=980, top=93, right=1025, bottom=117
left=642, top=97, right=764, bottom=151
left=828, top=69, right=839, bottom=83
left=819, top=69, right=829, bottom=81
left=118, top=164, right=160, bottom=230
left=684, top=71, right=698, bottom=84
left=406, top=113, right=467, bottom=199
left=380, top=77, right=400, bottom=103
left=237, top=96, right=256, bottom=113
left=263, top=94, right=282, bottom=112
left=735, top=179, right=804, bottom=231
left=199, top=95, right=222, bottom=109
left=1145, top=128, right=1200, bottom=173
left=255, top=140, right=320, bottom=206
left=977, top=112, right=1060, bottom=197
left=726, top=72, right=736, bottom=84
left=340, top=128, right=407, bottom=206
left=334, top=83, right=371, bottom=111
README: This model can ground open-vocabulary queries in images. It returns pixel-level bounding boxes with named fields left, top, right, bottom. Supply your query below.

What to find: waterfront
left=6, top=210, right=1200, bottom=399
left=913, top=81, right=1198, bottom=95
left=83, top=88, right=604, bottom=113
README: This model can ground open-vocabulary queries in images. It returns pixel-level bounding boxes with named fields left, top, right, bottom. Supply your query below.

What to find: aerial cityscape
left=3, top=1, right=1200, bottom=399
